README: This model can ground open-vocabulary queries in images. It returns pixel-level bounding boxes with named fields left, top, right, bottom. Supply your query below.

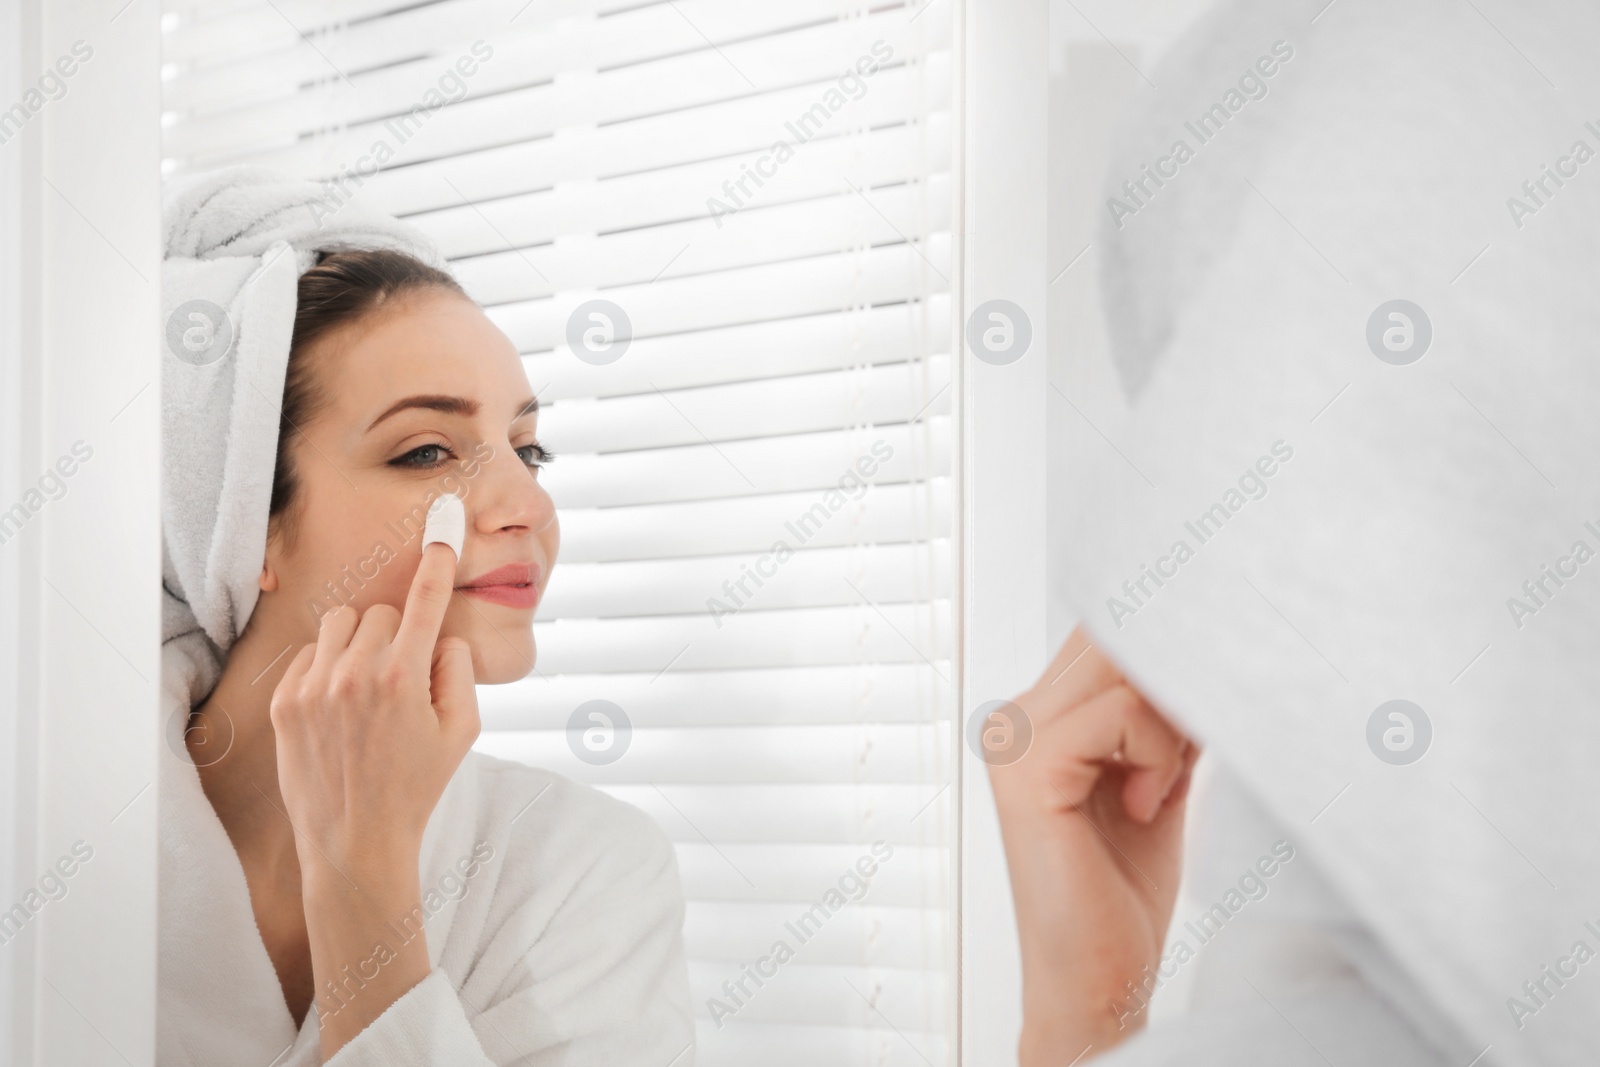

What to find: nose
left=464, top=441, right=555, bottom=537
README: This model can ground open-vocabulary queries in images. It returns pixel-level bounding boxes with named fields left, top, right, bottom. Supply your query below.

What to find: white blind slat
left=455, top=186, right=954, bottom=306
left=684, top=902, right=946, bottom=967
left=166, top=5, right=951, bottom=166
left=480, top=664, right=953, bottom=728
left=166, top=0, right=865, bottom=110
left=477, top=722, right=952, bottom=784
left=413, top=121, right=952, bottom=260
left=526, top=296, right=952, bottom=402
left=540, top=418, right=951, bottom=509
left=693, top=1023, right=949, bottom=1067
left=689, top=961, right=946, bottom=1028
left=529, top=601, right=952, bottom=674
left=607, top=785, right=954, bottom=844
left=538, top=540, right=952, bottom=620
left=554, top=478, right=953, bottom=563
left=540, top=357, right=950, bottom=455
left=488, top=242, right=953, bottom=349
left=670, top=842, right=945, bottom=906
left=355, top=58, right=952, bottom=215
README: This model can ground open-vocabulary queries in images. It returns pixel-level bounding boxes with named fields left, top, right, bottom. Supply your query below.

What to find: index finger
left=395, top=540, right=459, bottom=660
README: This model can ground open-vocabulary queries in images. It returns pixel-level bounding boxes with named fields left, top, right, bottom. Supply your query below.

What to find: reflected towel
left=161, top=165, right=441, bottom=653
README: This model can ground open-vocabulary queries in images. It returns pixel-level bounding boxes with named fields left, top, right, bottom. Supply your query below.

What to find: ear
left=260, top=515, right=285, bottom=592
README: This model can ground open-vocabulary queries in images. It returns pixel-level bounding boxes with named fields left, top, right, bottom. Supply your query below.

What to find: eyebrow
left=366, top=393, right=539, bottom=432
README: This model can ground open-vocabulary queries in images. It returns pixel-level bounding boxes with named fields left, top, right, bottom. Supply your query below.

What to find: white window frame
left=1, top=0, right=162, bottom=1063
left=955, top=0, right=1049, bottom=1062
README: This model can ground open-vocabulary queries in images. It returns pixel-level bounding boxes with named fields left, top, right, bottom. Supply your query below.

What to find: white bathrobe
left=157, top=631, right=695, bottom=1066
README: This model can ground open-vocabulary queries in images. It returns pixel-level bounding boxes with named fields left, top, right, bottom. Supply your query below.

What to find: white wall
left=1, top=0, right=162, bottom=1063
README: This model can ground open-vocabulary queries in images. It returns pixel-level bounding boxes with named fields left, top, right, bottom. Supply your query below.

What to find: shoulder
left=440, top=756, right=693, bottom=1057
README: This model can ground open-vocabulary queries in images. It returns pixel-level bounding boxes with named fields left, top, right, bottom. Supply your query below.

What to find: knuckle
left=364, top=603, right=401, bottom=629
left=271, top=679, right=312, bottom=723
left=328, top=667, right=366, bottom=700
left=414, top=572, right=452, bottom=602
left=378, top=658, right=410, bottom=691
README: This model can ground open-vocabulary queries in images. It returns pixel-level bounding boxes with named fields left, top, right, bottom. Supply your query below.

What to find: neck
left=190, top=610, right=307, bottom=867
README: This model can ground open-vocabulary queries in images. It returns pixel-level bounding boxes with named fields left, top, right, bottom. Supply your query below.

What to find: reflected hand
left=270, top=540, right=480, bottom=869
left=268, top=541, right=480, bottom=1056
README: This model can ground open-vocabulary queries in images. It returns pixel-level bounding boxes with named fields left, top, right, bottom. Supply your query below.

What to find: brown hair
left=266, top=247, right=466, bottom=550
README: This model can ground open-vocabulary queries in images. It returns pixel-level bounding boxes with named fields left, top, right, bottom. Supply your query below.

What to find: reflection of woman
left=997, top=0, right=1600, bottom=1064
left=159, top=170, right=692, bottom=1065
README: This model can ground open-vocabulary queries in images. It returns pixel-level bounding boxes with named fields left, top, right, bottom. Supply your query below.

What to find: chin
left=469, top=631, right=537, bottom=684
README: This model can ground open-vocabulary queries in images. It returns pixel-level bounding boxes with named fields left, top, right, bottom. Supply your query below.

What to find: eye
left=517, top=442, right=555, bottom=469
left=391, top=443, right=454, bottom=469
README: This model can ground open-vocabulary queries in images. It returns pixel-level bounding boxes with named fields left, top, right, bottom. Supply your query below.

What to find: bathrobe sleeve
left=320, top=971, right=495, bottom=1066
left=324, top=771, right=695, bottom=1067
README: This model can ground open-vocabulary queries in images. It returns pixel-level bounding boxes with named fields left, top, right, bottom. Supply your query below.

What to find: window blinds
left=162, top=2, right=957, bottom=1063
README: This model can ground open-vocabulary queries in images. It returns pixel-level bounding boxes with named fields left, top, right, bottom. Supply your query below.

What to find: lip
left=456, top=562, right=540, bottom=610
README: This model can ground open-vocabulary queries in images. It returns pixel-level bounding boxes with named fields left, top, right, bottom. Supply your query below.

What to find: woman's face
left=261, top=287, right=558, bottom=684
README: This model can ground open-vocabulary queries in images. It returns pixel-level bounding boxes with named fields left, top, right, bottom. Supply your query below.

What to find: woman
left=158, top=169, right=692, bottom=1065
left=993, top=0, right=1600, bottom=1064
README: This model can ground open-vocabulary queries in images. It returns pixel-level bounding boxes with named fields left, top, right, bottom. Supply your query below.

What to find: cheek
left=542, top=510, right=561, bottom=568
left=365, top=551, right=426, bottom=611
left=306, top=546, right=419, bottom=622
left=529, top=483, right=560, bottom=571
left=301, top=528, right=421, bottom=616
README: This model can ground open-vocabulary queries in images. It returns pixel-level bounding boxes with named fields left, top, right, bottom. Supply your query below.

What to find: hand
left=270, top=541, right=481, bottom=874
left=268, top=542, right=480, bottom=1056
left=987, top=626, right=1198, bottom=1064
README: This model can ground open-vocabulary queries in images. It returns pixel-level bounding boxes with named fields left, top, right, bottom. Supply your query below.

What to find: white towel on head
left=160, top=164, right=443, bottom=654
left=1060, top=0, right=1600, bottom=1064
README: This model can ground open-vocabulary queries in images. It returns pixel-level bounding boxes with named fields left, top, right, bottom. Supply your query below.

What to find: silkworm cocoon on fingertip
left=423, top=492, right=465, bottom=559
